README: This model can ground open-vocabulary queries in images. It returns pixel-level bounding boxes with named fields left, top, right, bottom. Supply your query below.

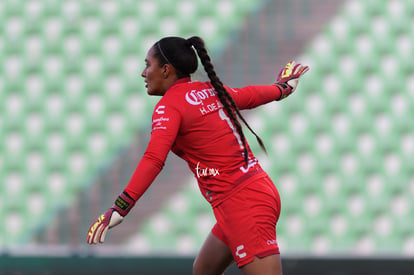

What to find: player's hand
left=86, top=191, right=136, bottom=244
left=275, top=61, right=309, bottom=100
left=87, top=208, right=123, bottom=244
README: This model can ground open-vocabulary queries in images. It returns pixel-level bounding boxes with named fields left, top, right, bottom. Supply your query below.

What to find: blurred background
left=1, top=0, right=414, bottom=274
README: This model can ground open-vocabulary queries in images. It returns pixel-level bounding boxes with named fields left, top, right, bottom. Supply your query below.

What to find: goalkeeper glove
left=86, top=191, right=136, bottom=244
left=274, top=60, right=309, bottom=100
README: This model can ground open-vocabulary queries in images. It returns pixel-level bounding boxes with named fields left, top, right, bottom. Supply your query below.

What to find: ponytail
left=187, top=36, right=267, bottom=166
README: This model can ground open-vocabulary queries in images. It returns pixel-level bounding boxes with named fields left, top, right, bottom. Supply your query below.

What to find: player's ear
left=162, top=64, right=168, bottom=78
left=162, top=63, right=175, bottom=79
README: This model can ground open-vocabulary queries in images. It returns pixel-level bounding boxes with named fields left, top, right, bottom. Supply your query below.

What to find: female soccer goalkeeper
left=87, top=36, right=308, bottom=275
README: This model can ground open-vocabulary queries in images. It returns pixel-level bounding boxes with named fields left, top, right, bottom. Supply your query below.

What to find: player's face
left=141, top=47, right=167, bottom=96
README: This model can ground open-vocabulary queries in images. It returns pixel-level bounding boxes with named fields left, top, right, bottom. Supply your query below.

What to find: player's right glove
left=274, top=61, right=309, bottom=100
left=86, top=191, right=136, bottom=244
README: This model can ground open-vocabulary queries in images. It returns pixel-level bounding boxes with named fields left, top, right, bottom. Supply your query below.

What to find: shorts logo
left=267, top=239, right=278, bottom=245
left=235, top=245, right=247, bottom=259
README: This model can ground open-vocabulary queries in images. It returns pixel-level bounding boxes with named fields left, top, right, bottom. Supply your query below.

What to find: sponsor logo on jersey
left=196, top=162, right=220, bottom=178
left=185, top=88, right=224, bottom=115
left=152, top=116, right=169, bottom=131
left=185, top=88, right=216, bottom=105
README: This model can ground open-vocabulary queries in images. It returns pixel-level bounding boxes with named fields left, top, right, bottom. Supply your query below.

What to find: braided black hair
left=153, top=36, right=266, bottom=166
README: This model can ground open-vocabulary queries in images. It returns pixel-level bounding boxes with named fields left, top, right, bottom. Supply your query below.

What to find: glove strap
left=274, top=83, right=292, bottom=101
left=112, top=191, right=136, bottom=217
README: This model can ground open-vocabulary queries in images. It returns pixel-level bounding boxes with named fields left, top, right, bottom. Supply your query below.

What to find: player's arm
left=87, top=103, right=181, bottom=244
left=228, top=61, right=309, bottom=109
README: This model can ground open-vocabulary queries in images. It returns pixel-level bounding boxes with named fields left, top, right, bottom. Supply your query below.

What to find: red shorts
left=211, top=175, right=281, bottom=267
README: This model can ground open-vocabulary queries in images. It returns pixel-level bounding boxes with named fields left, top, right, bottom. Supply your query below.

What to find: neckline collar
left=170, top=77, right=192, bottom=88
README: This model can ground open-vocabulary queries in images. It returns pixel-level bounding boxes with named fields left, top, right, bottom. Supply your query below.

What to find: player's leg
left=240, top=254, right=283, bottom=275
left=193, top=231, right=234, bottom=275
left=216, top=177, right=282, bottom=274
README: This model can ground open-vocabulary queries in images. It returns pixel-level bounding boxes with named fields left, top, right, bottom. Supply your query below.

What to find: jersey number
left=218, top=109, right=244, bottom=150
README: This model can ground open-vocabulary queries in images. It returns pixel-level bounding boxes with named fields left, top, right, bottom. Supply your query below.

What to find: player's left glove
left=274, top=60, right=309, bottom=100
left=86, top=191, right=136, bottom=244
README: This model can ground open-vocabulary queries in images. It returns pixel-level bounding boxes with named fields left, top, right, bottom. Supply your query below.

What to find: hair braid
left=188, top=36, right=266, bottom=166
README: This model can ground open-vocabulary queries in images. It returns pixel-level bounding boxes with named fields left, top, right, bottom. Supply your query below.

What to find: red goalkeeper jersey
left=125, top=77, right=284, bottom=207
